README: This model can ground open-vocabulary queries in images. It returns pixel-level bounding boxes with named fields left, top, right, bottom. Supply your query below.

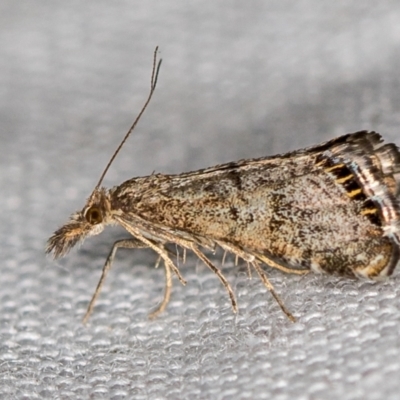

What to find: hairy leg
left=252, top=260, right=296, bottom=322
left=191, top=244, right=238, bottom=313
left=83, top=238, right=150, bottom=323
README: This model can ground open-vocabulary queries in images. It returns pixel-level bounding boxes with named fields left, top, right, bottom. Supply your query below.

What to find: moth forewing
left=47, top=48, right=400, bottom=323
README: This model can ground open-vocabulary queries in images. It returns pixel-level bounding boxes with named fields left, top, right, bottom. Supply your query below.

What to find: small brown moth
left=47, top=47, right=400, bottom=323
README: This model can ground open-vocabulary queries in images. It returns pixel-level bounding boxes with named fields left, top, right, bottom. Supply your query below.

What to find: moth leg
left=221, top=250, right=228, bottom=266
left=246, top=262, right=253, bottom=279
left=183, top=248, right=187, bottom=264
left=257, top=254, right=310, bottom=276
left=83, top=238, right=149, bottom=324
left=115, top=220, right=187, bottom=286
left=149, top=252, right=172, bottom=319
left=252, top=260, right=296, bottom=322
left=154, top=247, right=181, bottom=269
left=191, top=244, right=238, bottom=313
left=154, top=255, right=162, bottom=269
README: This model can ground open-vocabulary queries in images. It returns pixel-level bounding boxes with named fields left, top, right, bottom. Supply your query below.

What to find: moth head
left=46, top=48, right=162, bottom=260
left=46, top=188, right=111, bottom=259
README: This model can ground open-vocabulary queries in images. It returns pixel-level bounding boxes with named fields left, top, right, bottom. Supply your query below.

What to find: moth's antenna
left=94, top=46, right=162, bottom=190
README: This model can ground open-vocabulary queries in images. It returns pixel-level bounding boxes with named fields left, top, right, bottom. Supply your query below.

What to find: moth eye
left=85, top=206, right=103, bottom=224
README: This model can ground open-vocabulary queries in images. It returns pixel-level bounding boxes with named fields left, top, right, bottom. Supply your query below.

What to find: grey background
left=1, top=1, right=400, bottom=399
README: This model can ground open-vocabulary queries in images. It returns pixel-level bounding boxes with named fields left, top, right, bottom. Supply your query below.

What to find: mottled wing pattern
left=112, top=131, right=400, bottom=280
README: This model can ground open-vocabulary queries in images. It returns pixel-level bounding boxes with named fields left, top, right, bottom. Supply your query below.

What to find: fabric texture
left=1, top=2, right=400, bottom=399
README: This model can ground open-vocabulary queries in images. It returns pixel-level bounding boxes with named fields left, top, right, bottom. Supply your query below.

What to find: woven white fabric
left=2, top=2, right=400, bottom=399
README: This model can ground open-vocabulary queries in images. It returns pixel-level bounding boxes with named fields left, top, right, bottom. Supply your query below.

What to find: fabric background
left=1, top=2, right=400, bottom=399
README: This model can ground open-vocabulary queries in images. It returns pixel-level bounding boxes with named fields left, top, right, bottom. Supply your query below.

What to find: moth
left=47, top=48, right=400, bottom=323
